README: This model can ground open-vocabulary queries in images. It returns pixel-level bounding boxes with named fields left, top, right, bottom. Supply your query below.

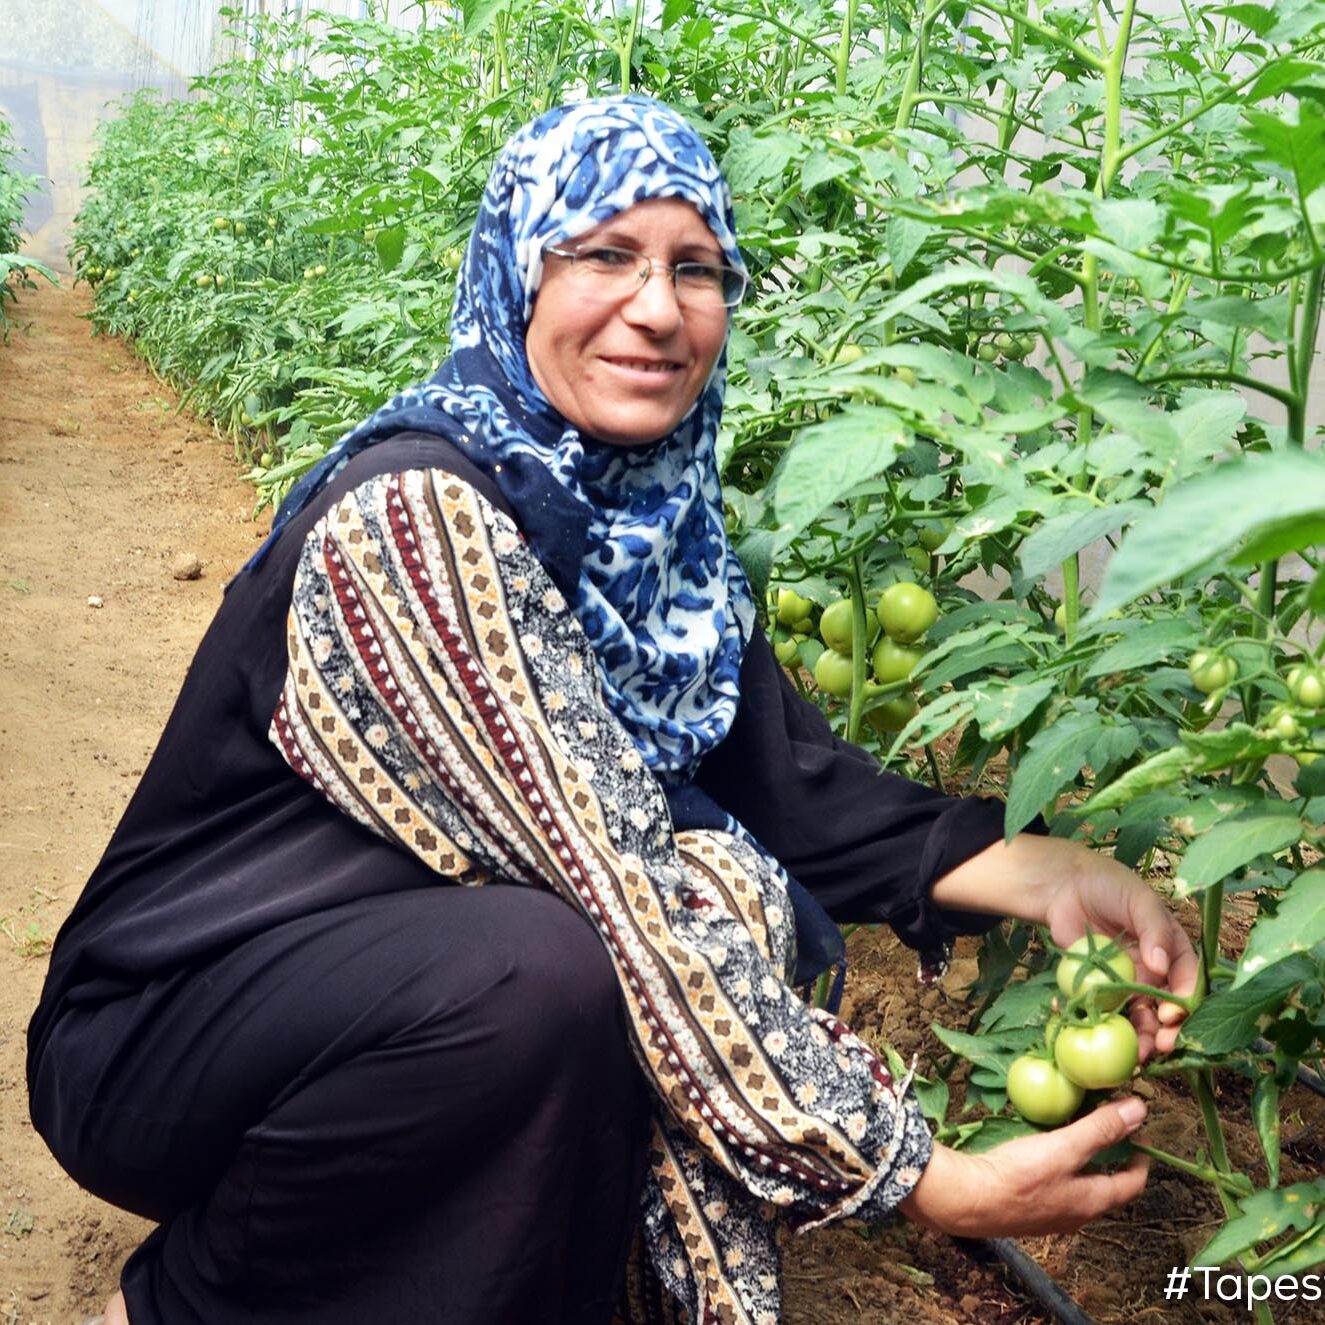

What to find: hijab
left=242, top=94, right=755, bottom=785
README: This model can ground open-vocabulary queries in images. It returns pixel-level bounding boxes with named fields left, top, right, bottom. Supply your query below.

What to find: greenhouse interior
left=4, top=4, right=1325, bottom=1325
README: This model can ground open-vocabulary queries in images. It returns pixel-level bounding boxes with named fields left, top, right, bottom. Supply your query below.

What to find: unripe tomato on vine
left=865, top=694, right=918, bottom=735
left=1188, top=650, right=1238, bottom=694
left=819, top=599, right=856, bottom=655
left=1053, top=1014, right=1138, bottom=1090
left=1288, top=665, right=1325, bottom=710
left=871, top=637, right=923, bottom=686
left=1006, top=1055, right=1084, bottom=1126
left=876, top=582, right=938, bottom=643
left=1056, top=934, right=1134, bottom=1011
left=775, top=588, right=813, bottom=628
left=813, top=649, right=854, bottom=698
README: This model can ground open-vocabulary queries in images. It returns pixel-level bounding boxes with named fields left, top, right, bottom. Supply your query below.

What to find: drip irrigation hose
left=1251, top=1037, right=1325, bottom=1101
left=962, top=1237, right=1104, bottom=1325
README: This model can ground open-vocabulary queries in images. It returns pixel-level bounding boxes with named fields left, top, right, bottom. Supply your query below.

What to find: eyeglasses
left=542, top=243, right=748, bottom=310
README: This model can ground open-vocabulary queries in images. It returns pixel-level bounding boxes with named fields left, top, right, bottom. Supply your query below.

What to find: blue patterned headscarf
left=243, top=95, right=756, bottom=784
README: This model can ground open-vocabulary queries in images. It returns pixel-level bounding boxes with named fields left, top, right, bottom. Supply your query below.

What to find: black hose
left=1251, top=1037, right=1325, bottom=1100
left=960, top=1237, right=1104, bottom=1325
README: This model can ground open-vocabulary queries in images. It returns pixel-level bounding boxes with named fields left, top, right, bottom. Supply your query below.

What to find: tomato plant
left=0, top=114, right=55, bottom=338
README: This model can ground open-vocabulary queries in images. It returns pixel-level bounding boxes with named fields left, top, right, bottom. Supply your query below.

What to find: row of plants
left=71, top=1, right=1325, bottom=1307
left=0, top=113, right=54, bottom=336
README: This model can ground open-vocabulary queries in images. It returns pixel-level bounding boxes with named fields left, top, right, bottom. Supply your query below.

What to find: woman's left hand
left=1038, top=847, right=1200, bottom=1058
left=931, top=833, right=1200, bottom=1058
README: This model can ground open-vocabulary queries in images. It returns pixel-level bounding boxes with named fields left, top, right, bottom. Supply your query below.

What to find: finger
left=1078, top=1150, right=1151, bottom=1220
left=1053, top=1096, right=1148, bottom=1168
left=1159, top=927, right=1202, bottom=1014
left=1130, top=998, right=1159, bottom=1061
left=1153, top=1022, right=1183, bottom=1055
left=1124, top=887, right=1177, bottom=979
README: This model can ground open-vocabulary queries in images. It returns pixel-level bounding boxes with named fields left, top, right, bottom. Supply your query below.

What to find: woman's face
left=524, top=198, right=731, bottom=447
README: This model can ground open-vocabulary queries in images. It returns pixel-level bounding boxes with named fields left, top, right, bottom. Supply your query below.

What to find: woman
left=30, top=96, right=1196, bottom=1325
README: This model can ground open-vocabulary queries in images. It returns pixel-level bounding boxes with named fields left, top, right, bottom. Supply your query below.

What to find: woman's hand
left=899, top=1097, right=1150, bottom=1238
left=930, top=833, right=1200, bottom=1056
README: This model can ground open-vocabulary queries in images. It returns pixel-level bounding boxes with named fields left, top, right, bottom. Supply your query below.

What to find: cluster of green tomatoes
left=1187, top=649, right=1325, bottom=765
left=1006, top=934, right=1141, bottom=1127
left=770, top=581, right=940, bottom=733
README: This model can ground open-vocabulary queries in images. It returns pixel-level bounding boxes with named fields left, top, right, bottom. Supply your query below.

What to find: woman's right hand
left=898, top=1097, right=1150, bottom=1238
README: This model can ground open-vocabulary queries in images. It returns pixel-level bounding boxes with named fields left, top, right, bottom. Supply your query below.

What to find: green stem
left=834, top=0, right=858, bottom=98
left=1129, top=1141, right=1252, bottom=1198
left=894, top=0, right=945, bottom=132
left=1199, top=880, right=1223, bottom=994
left=617, top=0, right=645, bottom=94
left=975, top=1, right=1105, bottom=72
left=846, top=550, right=870, bottom=744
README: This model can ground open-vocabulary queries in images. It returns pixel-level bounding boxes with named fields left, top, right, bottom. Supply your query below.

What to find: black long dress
left=28, top=432, right=1006, bottom=1325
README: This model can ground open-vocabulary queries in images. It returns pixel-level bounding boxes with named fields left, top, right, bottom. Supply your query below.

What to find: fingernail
left=1119, top=1098, right=1147, bottom=1129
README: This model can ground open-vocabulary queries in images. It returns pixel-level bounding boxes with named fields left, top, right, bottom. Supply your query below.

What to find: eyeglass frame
left=541, top=242, right=749, bottom=310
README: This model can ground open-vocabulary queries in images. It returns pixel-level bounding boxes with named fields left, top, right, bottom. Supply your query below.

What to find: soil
left=1, top=283, right=1321, bottom=1325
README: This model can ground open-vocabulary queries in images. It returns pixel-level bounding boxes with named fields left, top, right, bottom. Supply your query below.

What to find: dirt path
left=0, top=282, right=264, bottom=1322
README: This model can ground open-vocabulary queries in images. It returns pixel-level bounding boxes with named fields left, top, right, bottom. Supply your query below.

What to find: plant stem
left=1129, top=1141, right=1251, bottom=1197
left=834, top=0, right=858, bottom=98
left=894, top=0, right=945, bottom=132
left=846, top=549, right=870, bottom=744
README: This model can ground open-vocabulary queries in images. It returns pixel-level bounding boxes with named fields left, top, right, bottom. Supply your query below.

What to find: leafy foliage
left=0, top=113, right=55, bottom=336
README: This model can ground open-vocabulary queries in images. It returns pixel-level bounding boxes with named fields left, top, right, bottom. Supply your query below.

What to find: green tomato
left=776, top=588, right=814, bottom=627
left=871, top=637, right=923, bottom=686
left=905, top=546, right=930, bottom=576
left=813, top=648, right=855, bottom=698
left=1266, top=705, right=1303, bottom=742
left=1006, top=1055, right=1085, bottom=1126
left=195, top=273, right=213, bottom=288
left=976, top=341, right=999, bottom=362
left=993, top=332, right=1017, bottom=354
left=1053, top=1014, right=1139, bottom=1090
left=791, top=615, right=814, bottom=634
left=834, top=342, right=865, bottom=365
left=819, top=599, right=856, bottom=655
left=1056, top=935, right=1135, bottom=1011
left=773, top=636, right=800, bottom=666
left=876, top=581, right=939, bottom=643
left=1188, top=650, right=1238, bottom=694
left=1053, top=602, right=1068, bottom=632
left=233, top=220, right=247, bottom=235
left=213, top=216, right=230, bottom=230
left=1288, top=666, right=1325, bottom=710
left=214, top=273, right=227, bottom=289
left=865, top=694, right=918, bottom=734
left=916, top=521, right=948, bottom=552
left=894, top=365, right=918, bottom=387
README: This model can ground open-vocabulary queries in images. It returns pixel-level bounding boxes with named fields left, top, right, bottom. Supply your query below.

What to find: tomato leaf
left=1173, top=808, right=1304, bottom=898
left=1193, top=1179, right=1325, bottom=1273
left=1006, top=712, right=1138, bottom=839
left=1084, top=618, right=1200, bottom=677
left=374, top=223, right=405, bottom=273
left=1018, top=500, right=1150, bottom=581
left=1234, top=869, right=1325, bottom=988
left=1179, top=954, right=1316, bottom=1054
left=1090, top=452, right=1325, bottom=620
left=768, top=406, right=908, bottom=538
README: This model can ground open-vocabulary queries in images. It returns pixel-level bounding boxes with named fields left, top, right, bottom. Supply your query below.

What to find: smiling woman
left=29, top=93, right=1195, bottom=1325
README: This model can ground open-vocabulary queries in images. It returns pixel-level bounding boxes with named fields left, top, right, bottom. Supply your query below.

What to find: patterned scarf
left=243, top=94, right=755, bottom=785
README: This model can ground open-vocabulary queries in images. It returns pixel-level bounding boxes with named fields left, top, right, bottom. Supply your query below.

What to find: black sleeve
left=694, top=630, right=1038, bottom=953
